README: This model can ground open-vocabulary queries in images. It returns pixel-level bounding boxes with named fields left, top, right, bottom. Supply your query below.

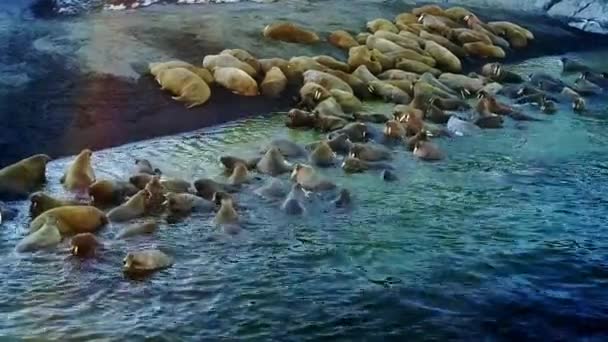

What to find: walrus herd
left=1, top=4, right=607, bottom=277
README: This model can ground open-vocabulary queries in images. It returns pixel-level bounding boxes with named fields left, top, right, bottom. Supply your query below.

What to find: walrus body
left=30, top=205, right=107, bottom=235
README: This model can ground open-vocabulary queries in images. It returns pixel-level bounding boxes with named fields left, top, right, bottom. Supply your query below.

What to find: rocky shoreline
left=1, top=0, right=607, bottom=166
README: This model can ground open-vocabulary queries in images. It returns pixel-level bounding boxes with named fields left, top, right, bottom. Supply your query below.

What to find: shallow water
left=2, top=49, right=608, bottom=339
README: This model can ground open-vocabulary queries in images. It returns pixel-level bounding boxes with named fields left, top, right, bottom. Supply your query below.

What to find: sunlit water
left=1, top=49, right=608, bottom=339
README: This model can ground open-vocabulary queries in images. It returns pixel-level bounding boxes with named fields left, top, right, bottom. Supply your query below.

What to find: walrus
left=203, top=54, right=256, bottom=76
left=263, top=22, right=320, bottom=44
left=117, top=220, right=158, bottom=239
left=134, top=159, right=161, bottom=175
left=29, top=192, right=81, bottom=218
left=70, top=233, right=99, bottom=258
left=142, top=176, right=164, bottom=213
left=487, top=21, right=534, bottom=41
left=330, top=122, right=368, bottom=142
left=313, top=113, right=349, bottom=132
left=402, top=113, right=424, bottom=136
left=259, top=58, right=290, bottom=75
left=417, top=13, right=451, bottom=36
left=261, top=139, right=307, bottom=158
left=424, top=41, right=462, bottom=73
left=474, top=97, right=504, bottom=129
left=561, top=58, right=595, bottom=74
left=349, top=143, right=391, bottom=162
left=419, top=31, right=467, bottom=58
left=107, top=189, right=150, bottom=223
left=384, top=119, right=406, bottom=139
left=155, top=67, right=211, bottom=108
left=281, top=183, right=307, bottom=215
left=573, top=97, right=587, bottom=113
left=386, top=79, right=414, bottom=95
left=413, top=141, right=444, bottom=161
left=306, top=133, right=353, bottom=155
left=89, top=179, right=138, bottom=206
left=580, top=71, right=608, bottom=89
left=220, top=49, right=262, bottom=76
left=212, top=192, right=239, bottom=225
left=314, top=97, right=349, bottom=120
left=219, top=155, right=260, bottom=173
left=414, top=81, right=460, bottom=101
left=285, top=108, right=317, bottom=129
left=290, top=164, right=336, bottom=191
left=260, top=66, right=287, bottom=98
left=489, top=25, right=527, bottom=48
left=149, top=60, right=214, bottom=85
left=328, top=30, right=359, bottom=50
left=129, top=174, right=191, bottom=193
left=463, top=42, right=505, bottom=59
left=367, top=18, right=398, bottom=33
left=286, top=56, right=328, bottom=81
left=374, top=30, right=425, bottom=54
left=438, top=73, right=484, bottom=93
left=478, top=92, right=541, bottom=121
left=444, top=6, right=474, bottom=22
left=62, top=149, right=95, bottom=194
left=313, top=55, right=351, bottom=73
left=464, top=16, right=511, bottom=49
left=352, top=112, right=390, bottom=123
left=193, top=178, right=238, bottom=201
left=123, top=249, right=173, bottom=276
left=309, top=141, right=336, bottom=167
left=341, top=157, right=394, bottom=173
left=16, top=216, right=62, bottom=253
left=256, top=147, right=292, bottom=176
left=298, top=82, right=331, bottom=110
left=425, top=99, right=452, bottom=124
left=573, top=78, right=602, bottom=96
left=347, top=46, right=382, bottom=75
left=0, top=154, right=50, bottom=200
left=405, top=130, right=429, bottom=151
left=371, top=49, right=395, bottom=71
left=352, top=65, right=380, bottom=84
left=368, top=80, right=411, bottom=104
left=227, top=163, right=251, bottom=185
left=539, top=96, right=557, bottom=114
left=395, top=12, right=418, bottom=25
left=303, top=70, right=353, bottom=94
left=213, top=67, right=259, bottom=96
left=395, top=59, right=441, bottom=76
left=329, top=89, right=363, bottom=113
left=254, top=178, right=287, bottom=199
left=324, top=69, right=373, bottom=99
left=164, top=192, right=214, bottom=214
left=481, top=63, right=524, bottom=84
left=453, top=28, right=493, bottom=45
left=393, top=105, right=428, bottom=122
left=366, top=35, right=407, bottom=55
left=356, top=32, right=372, bottom=45
left=30, top=205, right=107, bottom=235
left=378, top=69, right=420, bottom=82
left=419, top=73, right=459, bottom=97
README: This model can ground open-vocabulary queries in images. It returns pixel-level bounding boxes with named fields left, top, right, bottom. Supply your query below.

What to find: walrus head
left=212, top=191, right=232, bottom=206
left=573, top=97, right=586, bottom=112
left=461, top=88, right=471, bottom=99
left=70, top=232, right=99, bottom=258
left=417, top=14, right=426, bottom=23
left=477, top=90, right=488, bottom=99
left=579, top=72, right=588, bottom=80
left=341, top=157, right=367, bottom=173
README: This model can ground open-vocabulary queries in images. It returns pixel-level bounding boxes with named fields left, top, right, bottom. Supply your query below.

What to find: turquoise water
left=1, top=51, right=608, bottom=339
